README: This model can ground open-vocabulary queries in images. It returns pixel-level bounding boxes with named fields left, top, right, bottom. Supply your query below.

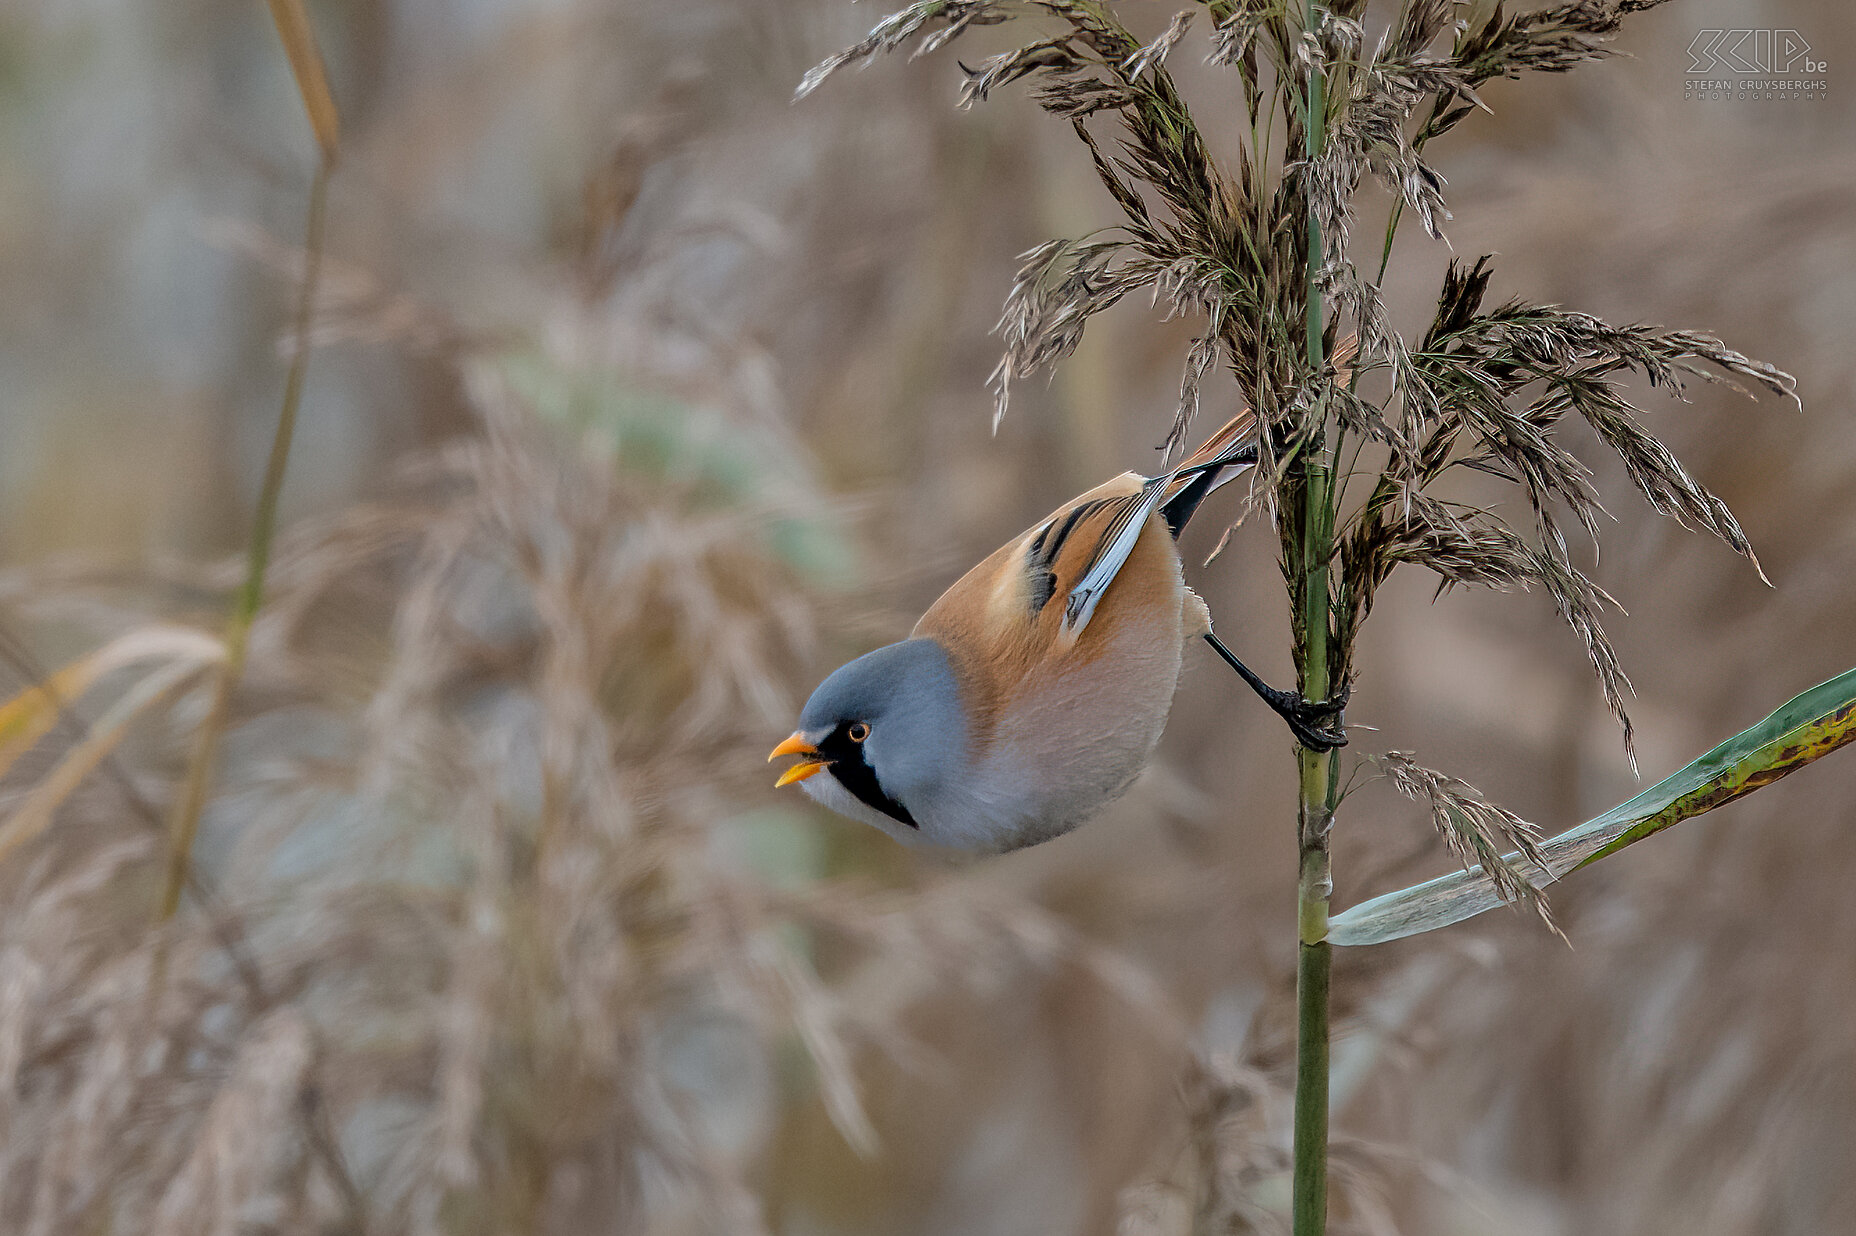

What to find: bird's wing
left=1047, top=479, right=1171, bottom=646
left=1050, top=397, right=1275, bottom=645
left=916, top=471, right=1153, bottom=655
left=910, top=472, right=1168, bottom=731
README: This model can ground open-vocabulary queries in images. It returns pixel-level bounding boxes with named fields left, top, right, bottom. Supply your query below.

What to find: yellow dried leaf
left=0, top=659, right=98, bottom=781
left=0, top=654, right=218, bottom=868
left=0, top=627, right=226, bottom=784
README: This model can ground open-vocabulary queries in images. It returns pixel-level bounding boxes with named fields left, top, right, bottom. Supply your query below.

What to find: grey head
left=791, top=638, right=968, bottom=836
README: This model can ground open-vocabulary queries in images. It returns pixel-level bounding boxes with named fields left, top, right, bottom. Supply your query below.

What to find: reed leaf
left=0, top=627, right=224, bottom=782
left=0, top=647, right=223, bottom=867
left=1330, top=665, right=1856, bottom=946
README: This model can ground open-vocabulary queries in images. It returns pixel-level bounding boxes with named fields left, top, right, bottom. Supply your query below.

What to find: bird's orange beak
left=768, top=733, right=826, bottom=788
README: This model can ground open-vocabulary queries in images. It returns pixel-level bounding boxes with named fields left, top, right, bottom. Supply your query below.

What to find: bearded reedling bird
left=768, top=404, right=1347, bottom=853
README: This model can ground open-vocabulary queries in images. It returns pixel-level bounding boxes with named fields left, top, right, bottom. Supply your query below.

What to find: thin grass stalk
left=159, top=155, right=332, bottom=921
left=1293, top=3, right=1335, bottom=1232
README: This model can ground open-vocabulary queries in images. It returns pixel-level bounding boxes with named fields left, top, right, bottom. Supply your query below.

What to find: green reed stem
left=1293, top=4, right=1335, bottom=1233
left=159, top=155, right=331, bottom=921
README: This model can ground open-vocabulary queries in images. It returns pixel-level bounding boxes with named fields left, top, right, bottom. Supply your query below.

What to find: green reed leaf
left=1330, top=665, right=1856, bottom=946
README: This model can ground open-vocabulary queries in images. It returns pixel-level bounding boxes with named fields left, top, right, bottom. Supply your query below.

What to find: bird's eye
left=847, top=722, right=870, bottom=743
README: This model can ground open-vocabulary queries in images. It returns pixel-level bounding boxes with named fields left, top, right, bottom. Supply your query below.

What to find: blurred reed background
left=0, top=1, right=1851, bottom=1233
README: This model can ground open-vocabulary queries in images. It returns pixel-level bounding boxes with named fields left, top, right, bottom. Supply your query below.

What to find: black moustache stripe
left=828, top=751, right=917, bottom=829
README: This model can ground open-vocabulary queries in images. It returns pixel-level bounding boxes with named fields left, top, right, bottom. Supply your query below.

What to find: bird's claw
left=1265, top=680, right=1349, bottom=751
left=1285, top=708, right=1347, bottom=751
left=1200, top=635, right=1350, bottom=750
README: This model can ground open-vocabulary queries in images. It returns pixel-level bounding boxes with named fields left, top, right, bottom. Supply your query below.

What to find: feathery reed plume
left=1371, top=751, right=1552, bottom=926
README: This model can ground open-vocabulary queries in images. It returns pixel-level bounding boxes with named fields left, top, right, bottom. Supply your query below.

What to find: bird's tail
left=1158, top=334, right=1358, bottom=536
left=1158, top=407, right=1257, bottom=535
